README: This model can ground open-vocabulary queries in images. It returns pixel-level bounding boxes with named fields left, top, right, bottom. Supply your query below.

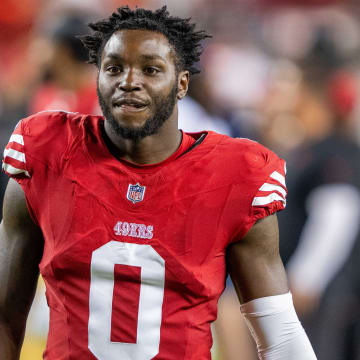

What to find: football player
left=0, top=6, right=316, bottom=360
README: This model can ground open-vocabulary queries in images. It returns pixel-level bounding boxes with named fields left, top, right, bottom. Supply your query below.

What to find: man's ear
left=177, top=70, right=190, bottom=100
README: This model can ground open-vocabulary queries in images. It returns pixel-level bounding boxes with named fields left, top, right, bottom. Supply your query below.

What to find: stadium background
left=1, top=0, right=360, bottom=359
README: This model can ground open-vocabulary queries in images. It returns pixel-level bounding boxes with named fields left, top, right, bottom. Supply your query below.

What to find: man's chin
left=111, top=117, right=150, bottom=133
left=106, top=115, right=155, bottom=141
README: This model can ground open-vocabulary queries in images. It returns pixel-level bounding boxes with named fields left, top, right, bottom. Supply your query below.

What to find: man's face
left=97, top=29, right=181, bottom=140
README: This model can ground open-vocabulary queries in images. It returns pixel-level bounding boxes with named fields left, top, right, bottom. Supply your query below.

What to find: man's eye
left=144, top=67, right=159, bottom=75
left=106, top=66, right=121, bottom=74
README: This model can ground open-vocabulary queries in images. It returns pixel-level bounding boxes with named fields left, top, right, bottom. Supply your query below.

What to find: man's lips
left=112, top=97, right=149, bottom=110
left=113, top=103, right=148, bottom=112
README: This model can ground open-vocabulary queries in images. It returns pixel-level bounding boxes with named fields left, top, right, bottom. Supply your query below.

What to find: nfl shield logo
left=127, top=183, right=146, bottom=204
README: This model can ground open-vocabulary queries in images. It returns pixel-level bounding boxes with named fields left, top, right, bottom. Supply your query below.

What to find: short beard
left=97, top=84, right=178, bottom=142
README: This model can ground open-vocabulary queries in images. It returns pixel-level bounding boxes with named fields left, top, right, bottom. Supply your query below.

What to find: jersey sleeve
left=250, top=157, right=287, bottom=220
left=2, top=111, right=83, bottom=224
left=228, top=139, right=288, bottom=242
left=2, top=118, right=37, bottom=223
left=2, top=120, right=30, bottom=182
left=2, top=110, right=82, bottom=182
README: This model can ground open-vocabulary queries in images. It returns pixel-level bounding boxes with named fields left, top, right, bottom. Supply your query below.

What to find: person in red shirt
left=0, top=6, right=316, bottom=360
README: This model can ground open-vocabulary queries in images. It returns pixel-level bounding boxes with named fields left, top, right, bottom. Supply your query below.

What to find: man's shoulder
left=20, top=110, right=102, bottom=150
left=21, top=110, right=99, bottom=136
left=223, top=135, right=273, bottom=153
left=14, top=111, right=102, bottom=170
left=207, top=132, right=281, bottom=169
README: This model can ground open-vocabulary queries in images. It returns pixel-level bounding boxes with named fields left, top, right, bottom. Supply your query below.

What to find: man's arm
left=227, top=214, right=317, bottom=359
left=0, top=179, right=44, bottom=359
left=227, top=214, right=288, bottom=303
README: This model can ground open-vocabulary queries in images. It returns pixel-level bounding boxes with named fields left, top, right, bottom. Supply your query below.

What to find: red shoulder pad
left=2, top=110, right=83, bottom=180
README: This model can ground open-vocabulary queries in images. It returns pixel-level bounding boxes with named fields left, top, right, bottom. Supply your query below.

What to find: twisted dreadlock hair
left=80, top=6, right=211, bottom=75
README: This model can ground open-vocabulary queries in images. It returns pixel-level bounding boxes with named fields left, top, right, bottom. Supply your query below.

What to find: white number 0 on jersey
left=88, top=241, right=165, bottom=360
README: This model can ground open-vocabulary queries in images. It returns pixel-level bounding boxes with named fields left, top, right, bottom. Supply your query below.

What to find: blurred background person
left=282, top=48, right=360, bottom=360
left=28, top=16, right=100, bottom=115
left=285, top=69, right=360, bottom=359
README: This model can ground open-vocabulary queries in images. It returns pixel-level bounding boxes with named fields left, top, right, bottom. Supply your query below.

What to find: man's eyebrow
left=103, top=53, right=123, bottom=61
left=139, top=54, right=166, bottom=62
left=103, top=53, right=167, bottom=63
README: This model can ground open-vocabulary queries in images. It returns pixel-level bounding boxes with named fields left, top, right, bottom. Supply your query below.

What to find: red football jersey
left=2, top=111, right=287, bottom=360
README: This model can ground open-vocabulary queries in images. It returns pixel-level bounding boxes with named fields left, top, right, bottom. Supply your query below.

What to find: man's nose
left=119, top=69, right=141, bottom=92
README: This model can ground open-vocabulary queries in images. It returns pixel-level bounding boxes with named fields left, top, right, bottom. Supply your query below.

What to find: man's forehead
left=102, top=29, right=173, bottom=61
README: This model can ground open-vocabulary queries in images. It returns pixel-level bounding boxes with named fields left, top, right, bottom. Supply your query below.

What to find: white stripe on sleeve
left=270, top=171, right=286, bottom=188
left=3, top=148, right=26, bottom=163
left=9, top=134, right=24, bottom=146
left=259, top=183, right=287, bottom=198
left=252, top=193, right=286, bottom=206
left=2, top=162, right=30, bottom=177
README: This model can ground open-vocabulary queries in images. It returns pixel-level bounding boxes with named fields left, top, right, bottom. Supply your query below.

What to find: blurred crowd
left=1, top=0, right=360, bottom=359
